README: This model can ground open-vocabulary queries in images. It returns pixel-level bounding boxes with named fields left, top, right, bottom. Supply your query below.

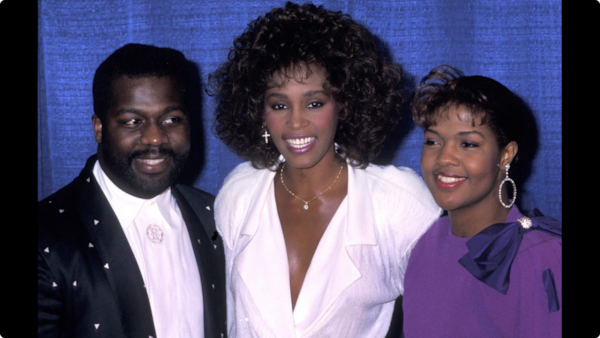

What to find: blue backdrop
left=37, top=0, right=562, bottom=221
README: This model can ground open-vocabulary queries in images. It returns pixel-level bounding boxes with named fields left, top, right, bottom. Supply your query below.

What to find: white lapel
left=345, top=164, right=378, bottom=246
left=232, top=164, right=378, bottom=337
left=232, top=168, right=297, bottom=338
left=293, top=165, right=377, bottom=335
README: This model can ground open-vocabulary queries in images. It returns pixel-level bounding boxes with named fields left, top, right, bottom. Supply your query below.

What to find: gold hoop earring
left=498, top=163, right=516, bottom=209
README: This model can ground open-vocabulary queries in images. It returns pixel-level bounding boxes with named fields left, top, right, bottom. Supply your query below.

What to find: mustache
left=128, top=147, right=176, bottom=160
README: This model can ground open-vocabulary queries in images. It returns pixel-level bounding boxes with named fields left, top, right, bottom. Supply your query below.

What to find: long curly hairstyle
left=208, top=2, right=404, bottom=169
left=412, top=65, right=538, bottom=182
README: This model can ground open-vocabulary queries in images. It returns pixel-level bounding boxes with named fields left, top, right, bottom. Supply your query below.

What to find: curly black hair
left=208, top=2, right=404, bottom=169
left=412, top=65, right=537, bottom=180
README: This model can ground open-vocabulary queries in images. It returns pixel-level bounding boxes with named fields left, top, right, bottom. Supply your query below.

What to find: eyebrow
left=265, top=90, right=329, bottom=99
left=425, top=128, right=487, bottom=139
left=114, top=108, right=141, bottom=116
left=114, top=105, right=186, bottom=116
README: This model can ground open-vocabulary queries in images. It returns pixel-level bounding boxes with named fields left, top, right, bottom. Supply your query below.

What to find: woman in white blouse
left=208, top=3, right=441, bottom=337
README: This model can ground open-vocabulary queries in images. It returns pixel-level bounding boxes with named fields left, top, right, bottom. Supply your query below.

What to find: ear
left=500, top=141, right=518, bottom=167
left=92, top=114, right=103, bottom=144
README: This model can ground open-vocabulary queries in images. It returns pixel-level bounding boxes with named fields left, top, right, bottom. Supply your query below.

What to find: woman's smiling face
left=420, top=105, right=510, bottom=215
left=263, top=64, right=339, bottom=170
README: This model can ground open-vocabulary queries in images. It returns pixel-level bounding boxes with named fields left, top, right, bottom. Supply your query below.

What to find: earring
left=262, top=127, right=271, bottom=144
left=498, top=163, right=516, bottom=209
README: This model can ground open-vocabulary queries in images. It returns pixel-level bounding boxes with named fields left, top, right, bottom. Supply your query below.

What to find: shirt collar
left=93, top=160, right=174, bottom=229
left=238, top=159, right=376, bottom=246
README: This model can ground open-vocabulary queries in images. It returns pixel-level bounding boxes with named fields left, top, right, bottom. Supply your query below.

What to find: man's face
left=93, top=75, right=190, bottom=199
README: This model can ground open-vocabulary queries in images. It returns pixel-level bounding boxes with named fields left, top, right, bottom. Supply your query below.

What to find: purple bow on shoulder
left=458, top=209, right=562, bottom=311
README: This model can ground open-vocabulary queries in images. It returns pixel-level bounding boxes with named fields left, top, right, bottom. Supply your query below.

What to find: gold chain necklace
left=279, top=162, right=344, bottom=210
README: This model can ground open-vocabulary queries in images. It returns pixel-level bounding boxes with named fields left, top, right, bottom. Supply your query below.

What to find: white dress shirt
left=93, top=161, right=204, bottom=338
left=215, top=161, right=442, bottom=337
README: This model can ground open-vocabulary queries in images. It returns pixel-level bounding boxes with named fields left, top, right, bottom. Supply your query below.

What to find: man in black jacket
left=38, top=43, right=227, bottom=338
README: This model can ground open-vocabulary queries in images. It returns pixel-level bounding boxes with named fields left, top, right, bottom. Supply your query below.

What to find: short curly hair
left=412, top=65, right=536, bottom=178
left=93, top=43, right=190, bottom=122
left=208, top=2, right=404, bottom=169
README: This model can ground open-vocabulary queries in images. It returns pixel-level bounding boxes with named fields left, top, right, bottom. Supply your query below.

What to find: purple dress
left=403, top=206, right=562, bottom=337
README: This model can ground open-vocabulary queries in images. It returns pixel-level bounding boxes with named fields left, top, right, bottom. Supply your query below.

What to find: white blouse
left=215, top=161, right=441, bottom=337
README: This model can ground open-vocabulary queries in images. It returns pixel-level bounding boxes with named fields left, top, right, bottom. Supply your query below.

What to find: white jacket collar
left=233, top=164, right=377, bottom=337
left=237, top=162, right=377, bottom=243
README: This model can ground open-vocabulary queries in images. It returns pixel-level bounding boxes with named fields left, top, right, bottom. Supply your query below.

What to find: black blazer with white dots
left=38, top=155, right=227, bottom=338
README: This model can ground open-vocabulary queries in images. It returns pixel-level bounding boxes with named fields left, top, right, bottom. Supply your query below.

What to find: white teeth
left=437, top=175, right=465, bottom=183
left=286, top=137, right=315, bottom=148
left=139, top=158, right=165, bottom=165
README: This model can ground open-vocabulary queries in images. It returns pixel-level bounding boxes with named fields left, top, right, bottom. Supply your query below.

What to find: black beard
left=100, top=145, right=188, bottom=199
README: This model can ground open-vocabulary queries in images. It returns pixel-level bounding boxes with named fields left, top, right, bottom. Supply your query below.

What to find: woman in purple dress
left=403, top=65, right=561, bottom=337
